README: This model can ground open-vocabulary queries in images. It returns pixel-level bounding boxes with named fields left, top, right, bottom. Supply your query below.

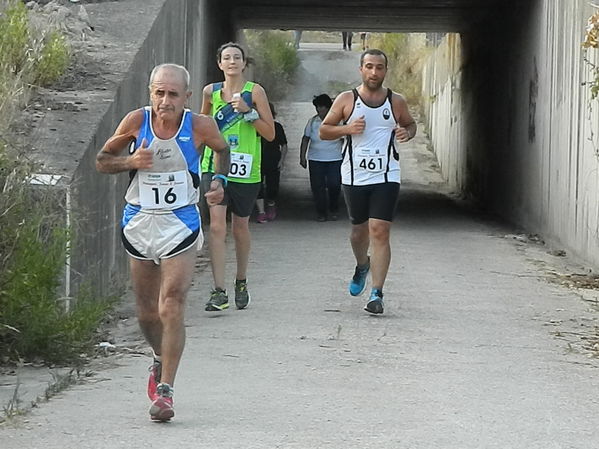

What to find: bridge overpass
left=30, top=0, right=599, bottom=296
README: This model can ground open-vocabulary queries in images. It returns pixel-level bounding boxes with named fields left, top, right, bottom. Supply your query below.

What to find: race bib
left=356, top=148, right=386, bottom=173
left=138, top=170, right=188, bottom=209
left=228, top=152, right=253, bottom=179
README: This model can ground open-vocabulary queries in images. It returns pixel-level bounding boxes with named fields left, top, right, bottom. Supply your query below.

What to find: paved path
left=2, top=41, right=599, bottom=449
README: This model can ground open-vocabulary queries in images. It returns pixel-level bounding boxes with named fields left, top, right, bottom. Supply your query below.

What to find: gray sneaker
left=234, top=279, right=251, bottom=309
left=205, top=288, right=229, bottom=311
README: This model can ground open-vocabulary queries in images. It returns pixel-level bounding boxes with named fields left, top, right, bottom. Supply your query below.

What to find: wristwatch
left=243, top=108, right=260, bottom=122
left=211, top=173, right=228, bottom=187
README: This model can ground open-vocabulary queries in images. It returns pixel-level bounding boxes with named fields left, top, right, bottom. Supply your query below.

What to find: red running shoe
left=147, top=359, right=162, bottom=400
left=149, top=383, right=174, bottom=421
left=265, top=204, right=277, bottom=221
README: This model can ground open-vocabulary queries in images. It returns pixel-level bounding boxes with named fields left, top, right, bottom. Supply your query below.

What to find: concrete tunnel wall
left=423, top=0, right=599, bottom=267
left=49, top=0, right=236, bottom=298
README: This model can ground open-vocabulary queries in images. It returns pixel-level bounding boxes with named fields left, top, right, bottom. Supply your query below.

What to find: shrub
left=33, top=30, right=70, bottom=87
left=245, top=30, right=300, bottom=101
left=0, top=199, right=114, bottom=365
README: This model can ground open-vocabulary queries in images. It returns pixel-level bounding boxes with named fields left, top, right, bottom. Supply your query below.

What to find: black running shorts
left=342, top=182, right=400, bottom=225
left=201, top=173, right=260, bottom=218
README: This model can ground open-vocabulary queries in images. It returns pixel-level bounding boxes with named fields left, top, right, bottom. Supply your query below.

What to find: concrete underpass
left=3, top=1, right=599, bottom=447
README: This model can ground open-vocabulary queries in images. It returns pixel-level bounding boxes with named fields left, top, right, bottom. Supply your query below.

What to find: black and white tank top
left=341, top=89, right=400, bottom=185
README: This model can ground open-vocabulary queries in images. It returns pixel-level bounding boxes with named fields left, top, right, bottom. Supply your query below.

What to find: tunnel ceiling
left=226, top=0, right=505, bottom=33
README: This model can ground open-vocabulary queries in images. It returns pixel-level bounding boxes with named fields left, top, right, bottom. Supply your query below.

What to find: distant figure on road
left=95, top=63, right=230, bottom=421
left=200, top=42, right=275, bottom=312
left=359, top=32, right=370, bottom=50
left=300, top=93, right=343, bottom=221
left=256, top=102, right=288, bottom=223
left=293, top=30, right=303, bottom=49
left=319, top=49, right=416, bottom=314
left=342, top=31, right=353, bottom=50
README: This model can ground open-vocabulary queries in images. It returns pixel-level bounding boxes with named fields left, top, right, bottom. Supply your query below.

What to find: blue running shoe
left=349, top=259, right=370, bottom=296
left=364, top=288, right=384, bottom=314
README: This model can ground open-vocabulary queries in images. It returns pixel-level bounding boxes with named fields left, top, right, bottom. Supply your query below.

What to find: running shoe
left=205, top=288, right=229, bottom=311
left=234, top=279, right=251, bottom=310
left=149, top=383, right=174, bottom=421
left=147, top=358, right=162, bottom=400
left=256, top=213, right=268, bottom=224
left=364, top=288, right=384, bottom=314
left=349, top=259, right=370, bottom=296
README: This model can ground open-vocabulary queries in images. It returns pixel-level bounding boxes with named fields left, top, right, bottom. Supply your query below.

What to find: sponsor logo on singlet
left=155, top=147, right=172, bottom=160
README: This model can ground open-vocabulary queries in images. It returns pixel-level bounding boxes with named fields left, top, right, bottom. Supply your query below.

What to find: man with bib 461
left=320, top=49, right=416, bottom=315
left=96, top=63, right=230, bottom=421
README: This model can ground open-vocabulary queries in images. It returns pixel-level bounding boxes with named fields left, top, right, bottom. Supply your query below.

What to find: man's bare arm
left=194, top=114, right=230, bottom=175
left=392, top=93, right=417, bottom=142
left=96, top=110, right=149, bottom=173
left=194, top=114, right=229, bottom=205
left=319, top=92, right=364, bottom=140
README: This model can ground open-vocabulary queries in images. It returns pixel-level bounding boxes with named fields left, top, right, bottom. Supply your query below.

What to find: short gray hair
left=148, top=63, right=190, bottom=91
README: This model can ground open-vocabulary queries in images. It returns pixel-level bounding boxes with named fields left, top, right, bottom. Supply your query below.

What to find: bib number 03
left=228, top=152, right=253, bottom=179
left=138, top=170, right=188, bottom=209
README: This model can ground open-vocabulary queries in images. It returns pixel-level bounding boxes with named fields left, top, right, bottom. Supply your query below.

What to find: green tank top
left=201, top=81, right=261, bottom=184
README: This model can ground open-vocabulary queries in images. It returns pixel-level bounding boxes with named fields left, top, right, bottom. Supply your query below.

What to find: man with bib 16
left=319, top=49, right=416, bottom=315
left=96, top=63, right=230, bottom=421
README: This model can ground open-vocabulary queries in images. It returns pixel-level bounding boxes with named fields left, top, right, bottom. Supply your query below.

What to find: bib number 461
left=359, top=157, right=384, bottom=172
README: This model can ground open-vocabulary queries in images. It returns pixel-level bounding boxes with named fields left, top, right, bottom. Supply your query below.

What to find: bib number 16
left=139, top=171, right=188, bottom=209
left=152, top=187, right=177, bottom=205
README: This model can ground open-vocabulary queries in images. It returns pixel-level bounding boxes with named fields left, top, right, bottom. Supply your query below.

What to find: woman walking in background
left=300, top=94, right=343, bottom=221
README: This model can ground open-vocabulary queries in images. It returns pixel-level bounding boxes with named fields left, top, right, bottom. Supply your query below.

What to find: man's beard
left=364, top=78, right=383, bottom=90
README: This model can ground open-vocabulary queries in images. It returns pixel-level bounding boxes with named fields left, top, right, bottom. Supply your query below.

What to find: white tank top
left=341, top=89, right=400, bottom=186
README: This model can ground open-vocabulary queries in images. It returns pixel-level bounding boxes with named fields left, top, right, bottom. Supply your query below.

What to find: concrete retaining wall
left=423, top=0, right=599, bottom=266
left=33, top=0, right=236, bottom=298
